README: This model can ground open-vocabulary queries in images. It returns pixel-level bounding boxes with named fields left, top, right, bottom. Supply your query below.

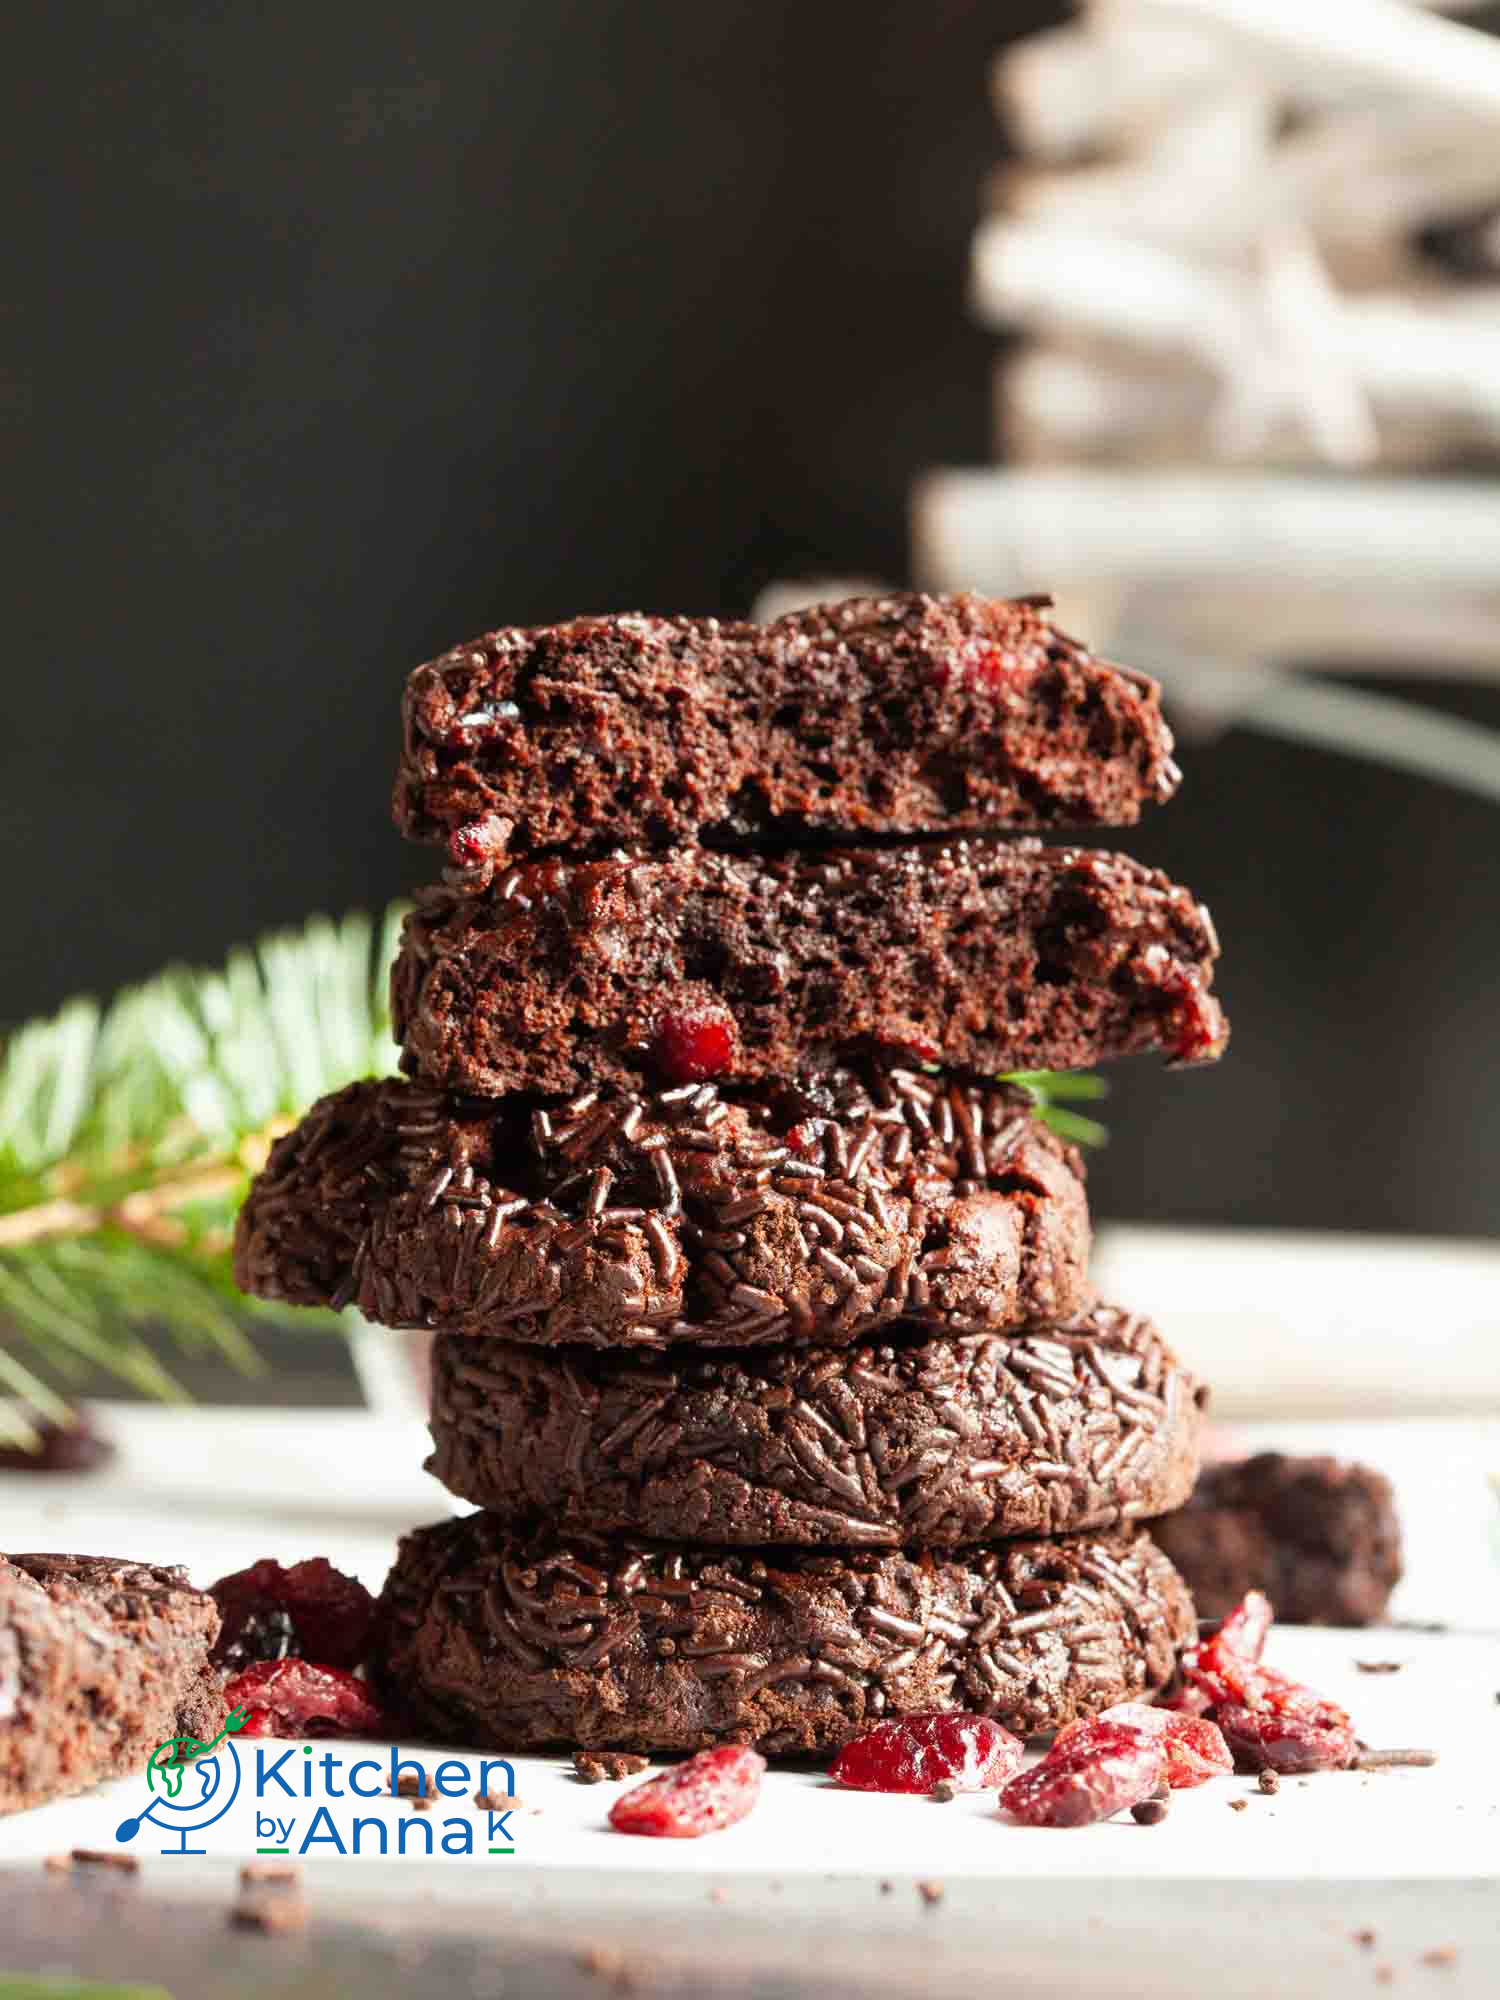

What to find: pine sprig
left=0, top=906, right=405, bottom=1443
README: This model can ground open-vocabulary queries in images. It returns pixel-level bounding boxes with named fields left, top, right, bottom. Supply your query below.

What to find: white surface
left=1093, top=1225, right=1500, bottom=1418
left=0, top=1405, right=1495, bottom=1893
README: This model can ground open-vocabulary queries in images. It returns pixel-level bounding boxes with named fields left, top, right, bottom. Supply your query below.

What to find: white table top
left=1, top=1402, right=1496, bottom=1997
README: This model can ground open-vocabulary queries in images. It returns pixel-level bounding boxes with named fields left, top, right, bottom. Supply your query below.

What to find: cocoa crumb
left=1131, top=1798, right=1169, bottom=1825
left=575, top=1750, right=650, bottom=1783
left=929, top=1778, right=960, bottom=1802
left=577, top=1943, right=634, bottom=1987
left=70, top=1850, right=139, bottom=1872
left=1258, top=1770, right=1280, bottom=1795
left=917, top=1880, right=945, bottom=1906
left=409, top=1792, right=434, bottom=1810
left=388, top=1770, right=428, bottom=1797
left=232, top=1897, right=308, bottom=1933
left=240, top=1862, right=301, bottom=1889
left=1419, top=1947, right=1457, bottom=1969
left=475, top=1788, right=529, bottom=1812
left=1354, top=1931, right=1377, bottom=1950
left=1228, top=1798, right=1248, bottom=1812
left=1375, top=1968, right=1394, bottom=1987
left=879, top=1880, right=893, bottom=1896
left=707, top=1886, right=727, bottom=1904
left=1355, top=1661, right=1403, bottom=1675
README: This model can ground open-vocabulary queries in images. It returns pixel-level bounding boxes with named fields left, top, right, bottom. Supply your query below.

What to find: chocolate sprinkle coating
left=369, top=1519, right=1196, bottom=1755
left=391, top=839, right=1227, bottom=1098
left=392, top=592, right=1180, bottom=862
left=1152, top=1454, right=1403, bottom=1627
left=1, top=1553, right=225, bottom=1816
left=425, top=1304, right=1206, bottom=1546
left=233, top=1069, right=1090, bottom=1348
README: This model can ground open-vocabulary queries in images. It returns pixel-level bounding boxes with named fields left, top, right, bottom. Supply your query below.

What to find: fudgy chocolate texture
left=392, top=840, right=1227, bottom=1099
left=369, top=1518, right=1196, bottom=1754
left=392, top=592, right=1180, bottom=863
left=426, top=1304, right=1205, bottom=1546
left=233, top=1069, right=1090, bottom=1348
left=1152, top=1454, right=1403, bottom=1628
left=0, top=1553, right=225, bottom=1816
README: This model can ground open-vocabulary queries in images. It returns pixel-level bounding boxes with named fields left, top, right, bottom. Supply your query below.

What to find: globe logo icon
left=115, top=1708, right=246, bottom=1854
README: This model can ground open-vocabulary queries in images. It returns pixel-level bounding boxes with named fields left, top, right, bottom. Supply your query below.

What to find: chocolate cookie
left=233, top=1068, right=1090, bottom=1348
left=1, top=1553, right=226, bottom=1816
left=392, top=839, right=1227, bottom=1099
left=426, top=1304, right=1205, bottom=1545
left=1152, top=1454, right=1403, bottom=1627
left=392, top=592, right=1179, bottom=864
left=370, top=1518, right=1196, bottom=1754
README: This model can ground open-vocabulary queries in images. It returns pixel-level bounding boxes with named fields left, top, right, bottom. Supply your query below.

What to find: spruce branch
left=0, top=905, right=405, bottom=1442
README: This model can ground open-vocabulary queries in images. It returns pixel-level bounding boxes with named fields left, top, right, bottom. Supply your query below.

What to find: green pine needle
left=1000, top=1070, right=1110, bottom=1148
left=0, top=906, right=405, bottom=1443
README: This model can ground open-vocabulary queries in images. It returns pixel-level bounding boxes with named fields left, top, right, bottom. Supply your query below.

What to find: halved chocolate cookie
left=369, top=1518, right=1196, bottom=1755
left=393, top=591, right=1179, bottom=861
left=233, top=1069, right=1090, bottom=1348
left=426, top=1304, right=1205, bottom=1545
left=392, top=839, right=1226, bottom=1100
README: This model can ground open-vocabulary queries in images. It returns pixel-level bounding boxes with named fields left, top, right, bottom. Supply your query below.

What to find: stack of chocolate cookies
left=235, top=591, right=1228, bottom=1755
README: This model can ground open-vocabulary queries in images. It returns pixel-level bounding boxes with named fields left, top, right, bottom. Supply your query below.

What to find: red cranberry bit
left=446, top=812, right=513, bottom=878
left=1215, top=1702, right=1358, bottom=1775
left=1053, top=1703, right=1231, bottom=1790
left=1000, top=1725, right=1166, bottom=1829
left=650, top=1006, right=738, bottom=1086
left=608, top=1745, right=765, bottom=1839
left=223, top=1659, right=386, bottom=1739
left=209, top=1557, right=377, bottom=1671
left=828, top=1713, right=1024, bottom=1794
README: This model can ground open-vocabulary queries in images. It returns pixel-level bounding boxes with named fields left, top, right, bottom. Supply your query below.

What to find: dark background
left=5, top=0, right=1497, bottom=1239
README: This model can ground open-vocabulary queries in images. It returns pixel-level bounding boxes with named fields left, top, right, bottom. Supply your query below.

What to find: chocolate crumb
left=475, top=1788, right=529, bottom=1812
left=1131, top=1798, right=1169, bottom=1825
left=1258, top=1770, right=1280, bottom=1796
left=1354, top=1931, right=1377, bottom=1950
left=409, top=1792, right=435, bottom=1810
left=240, top=1862, right=301, bottom=1889
left=879, top=1880, right=893, bottom=1896
left=929, top=1778, right=960, bottom=1802
left=1228, top=1798, right=1248, bottom=1812
left=575, top=1750, right=650, bottom=1783
left=70, top=1849, right=139, bottom=1873
left=917, top=1880, right=945, bottom=1906
left=389, top=1770, right=428, bottom=1797
left=707, top=1886, right=727, bottom=1904
left=232, top=1897, right=308, bottom=1933
left=1355, top=1661, right=1403, bottom=1675
left=577, top=1944, right=634, bottom=1987
left=1354, top=1748, right=1438, bottom=1771
left=1419, top=1947, right=1457, bottom=1969
left=1375, top=1967, right=1394, bottom=1986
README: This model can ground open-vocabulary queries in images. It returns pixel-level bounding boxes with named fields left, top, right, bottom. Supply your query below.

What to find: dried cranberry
left=1000, top=1724, right=1166, bottom=1829
left=1215, top=1701, right=1358, bottom=1774
left=1217, top=1590, right=1273, bottom=1663
left=209, top=1557, right=376, bottom=1671
left=829, top=1713, right=1024, bottom=1794
left=223, top=1659, right=386, bottom=1739
left=1053, top=1703, right=1231, bottom=1790
left=608, top=1745, right=765, bottom=1838
left=650, top=1007, right=738, bottom=1086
